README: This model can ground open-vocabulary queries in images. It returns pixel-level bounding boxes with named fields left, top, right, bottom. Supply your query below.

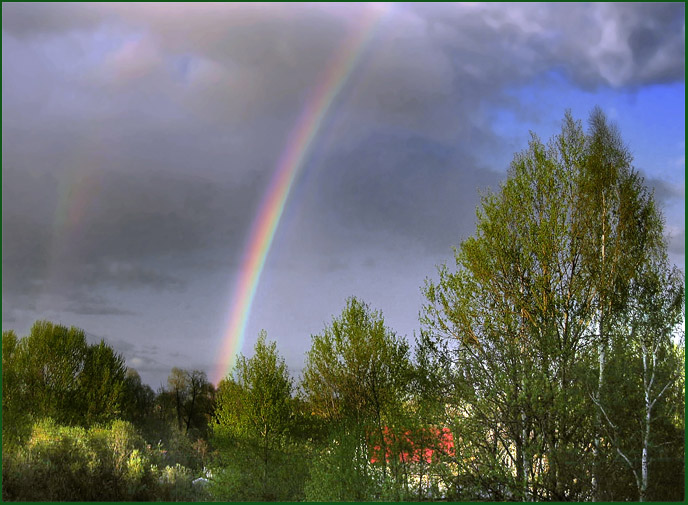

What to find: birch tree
left=579, top=108, right=659, bottom=501
left=592, top=245, right=684, bottom=501
left=421, top=108, right=681, bottom=500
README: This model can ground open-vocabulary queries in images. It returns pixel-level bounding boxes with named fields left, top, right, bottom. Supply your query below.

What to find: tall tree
left=167, top=367, right=189, bottom=432
left=579, top=107, right=659, bottom=501
left=301, top=297, right=413, bottom=500
left=212, top=331, right=297, bottom=501
left=2, top=329, right=29, bottom=442
left=183, top=370, right=214, bottom=437
left=78, top=340, right=127, bottom=425
left=121, top=368, right=156, bottom=436
left=421, top=109, right=682, bottom=500
left=163, top=367, right=214, bottom=437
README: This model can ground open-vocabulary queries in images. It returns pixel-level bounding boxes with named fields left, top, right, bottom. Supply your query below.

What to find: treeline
left=2, top=109, right=684, bottom=501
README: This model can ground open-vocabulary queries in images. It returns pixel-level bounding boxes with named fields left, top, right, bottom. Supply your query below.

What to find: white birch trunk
left=592, top=200, right=606, bottom=502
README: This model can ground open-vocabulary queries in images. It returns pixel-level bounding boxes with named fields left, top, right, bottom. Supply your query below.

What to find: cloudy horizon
left=2, top=2, right=684, bottom=387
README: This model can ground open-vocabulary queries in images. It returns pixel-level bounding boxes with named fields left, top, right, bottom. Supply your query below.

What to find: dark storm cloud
left=2, top=147, right=262, bottom=298
left=65, top=297, right=137, bottom=316
left=2, top=3, right=684, bottom=385
left=2, top=1, right=684, bottom=273
left=303, top=132, right=502, bottom=254
left=411, top=2, right=684, bottom=90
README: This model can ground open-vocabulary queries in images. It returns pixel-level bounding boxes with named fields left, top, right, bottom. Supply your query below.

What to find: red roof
left=370, top=426, right=454, bottom=464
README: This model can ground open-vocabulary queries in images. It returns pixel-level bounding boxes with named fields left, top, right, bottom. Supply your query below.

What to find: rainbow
left=213, top=6, right=388, bottom=384
left=38, top=142, right=104, bottom=315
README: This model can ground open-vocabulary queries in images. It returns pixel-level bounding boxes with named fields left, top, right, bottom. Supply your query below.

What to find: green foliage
left=1, top=322, right=213, bottom=502
left=421, top=108, right=684, bottom=500
left=3, top=418, right=145, bottom=501
left=301, top=297, right=414, bottom=500
left=2, top=321, right=127, bottom=436
left=304, top=428, right=382, bottom=501
left=1, top=418, right=207, bottom=502
left=121, top=367, right=159, bottom=440
left=80, top=341, right=127, bottom=425
left=302, top=297, right=412, bottom=425
left=156, top=463, right=199, bottom=502
left=211, top=330, right=302, bottom=501
left=2, top=329, right=32, bottom=445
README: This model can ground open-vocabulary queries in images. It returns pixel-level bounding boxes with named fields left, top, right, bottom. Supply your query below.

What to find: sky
left=2, top=2, right=685, bottom=388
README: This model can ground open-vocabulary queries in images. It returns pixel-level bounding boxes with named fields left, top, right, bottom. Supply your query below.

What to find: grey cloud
left=36, top=288, right=136, bottom=319
left=303, top=133, right=502, bottom=254
left=103, top=336, right=137, bottom=353
left=644, top=174, right=685, bottom=205
left=65, top=299, right=136, bottom=316
left=411, top=2, right=684, bottom=90
left=1, top=2, right=106, bottom=38
left=2, top=159, right=257, bottom=290
left=83, top=261, right=186, bottom=292
left=2, top=304, right=18, bottom=325
left=4, top=3, right=683, bottom=141
left=668, top=229, right=685, bottom=256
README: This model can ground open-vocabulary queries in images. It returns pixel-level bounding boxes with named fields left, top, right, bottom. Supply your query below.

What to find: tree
left=183, top=370, right=214, bottom=437
left=161, top=367, right=215, bottom=440
left=212, top=331, right=298, bottom=501
left=424, top=116, right=592, bottom=499
left=1, top=321, right=127, bottom=431
left=167, top=367, right=189, bottom=432
left=23, top=321, right=89, bottom=425
left=421, top=109, right=683, bottom=500
left=301, top=297, right=413, bottom=500
left=577, top=107, right=662, bottom=501
left=592, top=247, right=684, bottom=501
left=2, top=329, right=30, bottom=443
left=121, top=368, right=157, bottom=438
left=79, top=340, right=127, bottom=425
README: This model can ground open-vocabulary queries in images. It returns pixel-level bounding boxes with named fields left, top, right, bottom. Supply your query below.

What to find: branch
left=650, top=374, right=679, bottom=410
left=615, top=446, right=641, bottom=492
left=589, top=393, right=616, bottom=430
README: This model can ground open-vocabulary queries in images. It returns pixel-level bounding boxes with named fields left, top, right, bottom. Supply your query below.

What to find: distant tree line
left=2, top=109, right=684, bottom=502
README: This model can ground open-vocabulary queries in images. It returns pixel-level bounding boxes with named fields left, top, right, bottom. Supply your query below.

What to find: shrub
left=1, top=418, right=173, bottom=501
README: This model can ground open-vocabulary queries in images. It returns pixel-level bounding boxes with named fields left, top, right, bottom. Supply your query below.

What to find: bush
left=304, top=433, right=381, bottom=502
left=1, top=418, right=206, bottom=502
left=156, top=463, right=197, bottom=501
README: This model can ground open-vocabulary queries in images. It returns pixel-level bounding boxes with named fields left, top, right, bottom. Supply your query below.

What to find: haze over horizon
left=2, top=2, right=684, bottom=388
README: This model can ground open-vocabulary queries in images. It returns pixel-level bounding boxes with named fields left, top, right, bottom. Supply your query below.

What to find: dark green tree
left=2, top=321, right=127, bottom=431
left=121, top=368, right=157, bottom=438
left=592, top=246, right=684, bottom=501
left=79, top=340, right=127, bottom=425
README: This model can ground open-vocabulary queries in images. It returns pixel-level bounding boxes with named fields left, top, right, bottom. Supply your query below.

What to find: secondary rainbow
left=213, top=7, right=388, bottom=384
